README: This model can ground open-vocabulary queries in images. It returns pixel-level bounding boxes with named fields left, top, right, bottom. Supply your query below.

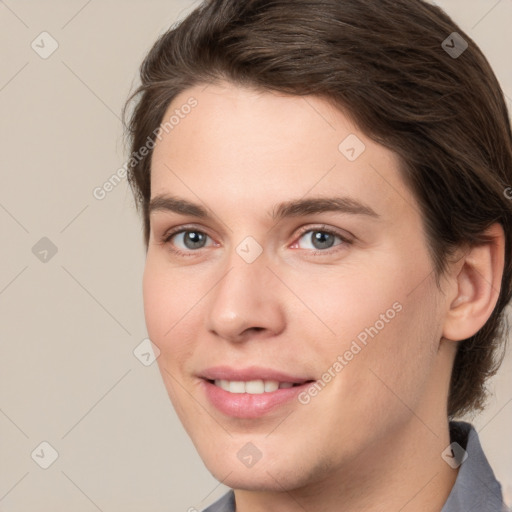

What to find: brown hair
left=124, top=0, right=512, bottom=418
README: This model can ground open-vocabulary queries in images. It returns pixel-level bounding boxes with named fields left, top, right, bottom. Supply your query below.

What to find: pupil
left=185, top=232, right=205, bottom=249
left=312, top=231, right=334, bottom=249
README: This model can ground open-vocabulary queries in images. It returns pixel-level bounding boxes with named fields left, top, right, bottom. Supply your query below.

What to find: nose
left=204, top=253, right=286, bottom=343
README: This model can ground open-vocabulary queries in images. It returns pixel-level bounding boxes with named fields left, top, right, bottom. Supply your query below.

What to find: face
left=144, top=81, right=451, bottom=491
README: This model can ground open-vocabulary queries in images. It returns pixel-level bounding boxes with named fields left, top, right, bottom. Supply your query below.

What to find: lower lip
left=201, top=380, right=311, bottom=418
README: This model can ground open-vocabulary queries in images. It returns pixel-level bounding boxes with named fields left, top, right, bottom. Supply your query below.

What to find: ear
left=442, top=223, right=505, bottom=342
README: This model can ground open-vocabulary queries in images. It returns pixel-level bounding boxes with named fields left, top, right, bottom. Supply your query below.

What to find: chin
left=199, top=447, right=315, bottom=493
left=208, top=468, right=301, bottom=493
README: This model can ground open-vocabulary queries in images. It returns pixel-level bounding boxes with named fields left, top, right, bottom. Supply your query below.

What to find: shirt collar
left=441, top=421, right=505, bottom=512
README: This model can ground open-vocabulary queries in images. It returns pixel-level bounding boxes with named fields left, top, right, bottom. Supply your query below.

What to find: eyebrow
left=272, top=196, right=379, bottom=221
left=148, top=194, right=380, bottom=221
left=149, top=195, right=208, bottom=218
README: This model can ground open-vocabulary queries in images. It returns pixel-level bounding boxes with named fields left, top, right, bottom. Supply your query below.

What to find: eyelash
left=161, top=224, right=353, bottom=257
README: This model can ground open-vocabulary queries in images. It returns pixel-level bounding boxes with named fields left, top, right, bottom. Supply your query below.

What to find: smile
left=198, top=367, right=315, bottom=418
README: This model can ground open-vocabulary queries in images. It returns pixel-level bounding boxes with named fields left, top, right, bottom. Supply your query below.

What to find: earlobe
left=442, top=223, right=505, bottom=342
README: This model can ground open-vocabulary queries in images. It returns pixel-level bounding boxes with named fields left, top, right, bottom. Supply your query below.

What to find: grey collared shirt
left=203, top=421, right=506, bottom=512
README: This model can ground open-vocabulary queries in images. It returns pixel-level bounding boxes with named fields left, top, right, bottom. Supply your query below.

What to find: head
left=124, top=0, right=512, bottom=492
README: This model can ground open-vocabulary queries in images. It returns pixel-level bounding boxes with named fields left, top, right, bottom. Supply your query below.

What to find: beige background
left=0, top=1, right=511, bottom=510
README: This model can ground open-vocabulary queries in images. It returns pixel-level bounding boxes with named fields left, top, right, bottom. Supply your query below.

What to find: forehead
left=150, top=81, right=417, bottom=224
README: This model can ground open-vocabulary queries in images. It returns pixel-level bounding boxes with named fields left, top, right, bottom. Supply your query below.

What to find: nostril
left=242, top=326, right=265, bottom=336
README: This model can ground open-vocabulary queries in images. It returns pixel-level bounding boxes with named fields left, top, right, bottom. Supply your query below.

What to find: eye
left=166, top=230, right=214, bottom=251
left=294, top=228, right=349, bottom=251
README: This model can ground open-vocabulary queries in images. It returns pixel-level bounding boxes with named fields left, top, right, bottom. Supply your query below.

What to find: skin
left=143, top=81, right=504, bottom=512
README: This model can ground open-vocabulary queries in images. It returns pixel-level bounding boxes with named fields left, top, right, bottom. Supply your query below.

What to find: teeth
left=229, top=381, right=246, bottom=393
left=218, top=379, right=230, bottom=391
left=245, top=380, right=265, bottom=394
left=213, top=379, right=297, bottom=394
left=265, top=381, right=279, bottom=392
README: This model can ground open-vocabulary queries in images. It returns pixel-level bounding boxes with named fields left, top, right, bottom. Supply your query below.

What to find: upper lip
left=199, top=366, right=313, bottom=384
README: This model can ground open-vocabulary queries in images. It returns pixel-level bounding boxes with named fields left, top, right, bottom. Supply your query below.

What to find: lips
left=199, top=366, right=315, bottom=418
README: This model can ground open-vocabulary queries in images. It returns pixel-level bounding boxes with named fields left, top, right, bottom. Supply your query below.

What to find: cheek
left=336, top=276, right=440, bottom=423
left=142, top=261, right=171, bottom=342
left=287, top=262, right=407, bottom=355
left=292, top=251, right=439, bottom=394
left=142, top=257, right=197, bottom=364
left=142, top=258, right=201, bottom=420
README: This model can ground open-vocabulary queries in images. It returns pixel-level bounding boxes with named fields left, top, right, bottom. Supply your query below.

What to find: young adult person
left=124, top=1, right=512, bottom=510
